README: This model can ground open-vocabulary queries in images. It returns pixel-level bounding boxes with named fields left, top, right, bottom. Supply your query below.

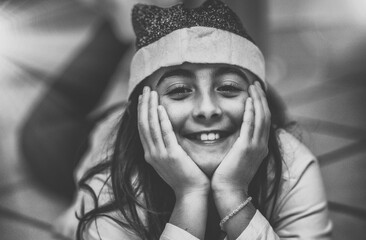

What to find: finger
left=137, top=86, right=153, bottom=151
left=240, top=97, right=254, bottom=141
left=157, top=105, right=179, bottom=149
left=249, top=83, right=265, bottom=142
left=148, top=91, right=166, bottom=151
left=255, top=82, right=271, bottom=142
left=255, top=82, right=269, bottom=116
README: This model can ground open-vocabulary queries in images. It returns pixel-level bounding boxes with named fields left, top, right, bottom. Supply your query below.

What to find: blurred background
left=0, top=0, right=365, bottom=239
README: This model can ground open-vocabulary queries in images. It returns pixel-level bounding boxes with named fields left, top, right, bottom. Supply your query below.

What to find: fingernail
left=157, top=105, right=164, bottom=113
left=246, top=97, right=252, bottom=103
left=255, top=81, right=261, bottom=89
left=153, top=91, right=160, bottom=99
left=138, top=95, right=142, bottom=102
left=143, top=86, right=150, bottom=93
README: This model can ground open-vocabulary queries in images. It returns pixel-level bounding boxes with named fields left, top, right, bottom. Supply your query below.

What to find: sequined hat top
left=128, top=0, right=265, bottom=96
left=132, top=0, right=254, bottom=50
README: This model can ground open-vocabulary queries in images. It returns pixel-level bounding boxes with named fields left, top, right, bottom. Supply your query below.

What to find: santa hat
left=128, top=0, right=265, bottom=96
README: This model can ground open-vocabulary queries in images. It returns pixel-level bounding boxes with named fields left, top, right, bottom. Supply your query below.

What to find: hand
left=211, top=82, right=271, bottom=196
left=138, top=87, right=210, bottom=197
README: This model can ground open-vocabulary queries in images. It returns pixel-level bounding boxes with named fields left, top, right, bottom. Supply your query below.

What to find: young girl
left=71, top=0, right=332, bottom=239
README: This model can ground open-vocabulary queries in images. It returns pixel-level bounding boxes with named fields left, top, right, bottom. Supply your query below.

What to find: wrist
left=213, top=190, right=250, bottom=218
left=211, top=178, right=249, bottom=194
left=212, top=185, right=249, bottom=200
left=173, top=176, right=210, bottom=199
left=170, top=186, right=209, bottom=239
left=175, top=187, right=210, bottom=201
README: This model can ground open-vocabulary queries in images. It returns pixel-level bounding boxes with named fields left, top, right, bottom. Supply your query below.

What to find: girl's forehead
left=146, top=62, right=256, bottom=83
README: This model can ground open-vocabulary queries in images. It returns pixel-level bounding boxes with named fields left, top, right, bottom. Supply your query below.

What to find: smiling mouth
left=184, top=131, right=232, bottom=143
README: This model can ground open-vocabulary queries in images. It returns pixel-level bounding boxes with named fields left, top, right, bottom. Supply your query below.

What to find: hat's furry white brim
left=128, top=26, right=265, bottom=96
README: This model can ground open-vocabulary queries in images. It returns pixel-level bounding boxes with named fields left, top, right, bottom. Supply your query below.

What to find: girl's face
left=145, top=63, right=256, bottom=176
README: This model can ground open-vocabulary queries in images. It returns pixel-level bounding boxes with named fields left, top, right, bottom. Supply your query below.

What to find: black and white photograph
left=0, top=0, right=365, bottom=239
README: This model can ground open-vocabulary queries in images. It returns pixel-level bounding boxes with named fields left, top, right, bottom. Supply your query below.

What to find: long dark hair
left=76, top=81, right=292, bottom=240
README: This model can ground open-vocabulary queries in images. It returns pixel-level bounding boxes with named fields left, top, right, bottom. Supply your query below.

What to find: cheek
left=223, top=97, right=247, bottom=125
left=159, top=99, right=189, bottom=131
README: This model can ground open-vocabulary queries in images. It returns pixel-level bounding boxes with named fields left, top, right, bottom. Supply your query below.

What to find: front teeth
left=200, top=133, right=220, bottom=141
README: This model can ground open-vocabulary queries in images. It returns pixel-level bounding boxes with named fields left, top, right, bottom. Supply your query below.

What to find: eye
left=217, top=83, right=243, bottom=97
left=165, top=85, right=193, bottom=100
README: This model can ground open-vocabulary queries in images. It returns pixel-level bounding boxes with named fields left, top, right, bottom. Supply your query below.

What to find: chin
left=186, top=150, right=227, bottom=177
left=178, top=132, right=238, bottom=176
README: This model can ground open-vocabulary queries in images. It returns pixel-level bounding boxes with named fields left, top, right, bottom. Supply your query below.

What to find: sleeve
left=236, top=210, right=279, bottom=240
left=84, top=216, right=141, bottom=240
left=272, top=160, right=332, bottom=239
left=235, top=160, right=332, bottom=239
left=84, top=217, right=201, bottom=240
left=77, top=171, right=144, bottom=240
left=235, top=131, right=332, bottom=239
left=160, top=223, right=200, bottom=240
left=78, top=172, right=201, bottom=240
left=79, top=131, right=332, bottom=240
left=156, top=149, right=332, bottom=240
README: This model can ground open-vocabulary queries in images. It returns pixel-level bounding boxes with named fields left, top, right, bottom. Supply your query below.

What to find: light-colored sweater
left=70, top=110, right=332, bottom=240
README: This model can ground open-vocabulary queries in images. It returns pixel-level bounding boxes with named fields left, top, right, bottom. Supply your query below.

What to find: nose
left=193, top=93, right=223, bottom=121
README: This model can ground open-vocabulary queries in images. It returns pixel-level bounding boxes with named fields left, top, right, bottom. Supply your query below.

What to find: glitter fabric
left=132, top=0, right=254, bottom=50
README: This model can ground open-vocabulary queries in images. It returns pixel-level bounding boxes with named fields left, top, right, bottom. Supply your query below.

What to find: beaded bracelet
left=219, top=196, right=252, bottom=231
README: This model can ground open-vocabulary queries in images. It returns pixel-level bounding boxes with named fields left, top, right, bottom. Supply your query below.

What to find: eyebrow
left=157, top=68, right=194, bottom=86
left=214, top=66, right=249, bottom=83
